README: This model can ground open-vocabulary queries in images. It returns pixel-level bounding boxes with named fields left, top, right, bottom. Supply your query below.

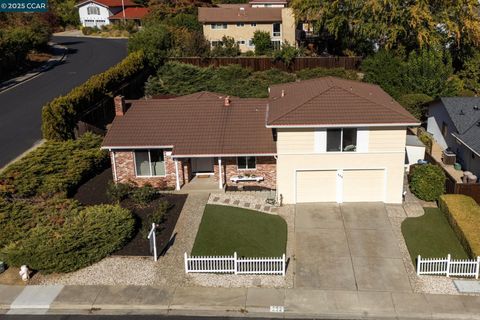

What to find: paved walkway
left=295, top=203, right=412, bottom=292
left=2, top=284, right=480, bottom=318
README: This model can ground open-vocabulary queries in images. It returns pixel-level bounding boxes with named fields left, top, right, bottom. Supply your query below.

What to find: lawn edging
left=439, top=194, right=480, bottom=258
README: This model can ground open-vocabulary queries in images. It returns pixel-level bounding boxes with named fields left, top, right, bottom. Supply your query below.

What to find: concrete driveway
left=294, top=203, right=412, bottom=292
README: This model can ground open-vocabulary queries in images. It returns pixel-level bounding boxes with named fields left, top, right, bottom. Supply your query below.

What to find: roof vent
left=240, top=7, right=245, bottom=10
left=474, top=105, right=479, bottom=111
left=477, top=121, right=480, bottom=127
left=281, top=89, right=285, bottom=97
left=224, top=96, right=231, bottom=107
left=460, top=109, right=465, bottom=115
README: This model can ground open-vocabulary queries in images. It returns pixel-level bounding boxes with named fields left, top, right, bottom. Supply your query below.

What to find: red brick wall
left=111, top=150, right=185, bottom=190
left=213, top=156, right=276, bottom=189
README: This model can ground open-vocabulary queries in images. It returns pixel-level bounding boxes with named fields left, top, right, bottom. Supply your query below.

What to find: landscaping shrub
left=81, top=26, right=98, bottom=35
left=131, top=184, right=158, bottom=206
left=145, top=62, right=296, bottom=98
left=41, top=51, right=146, bottom=141
left=296, top=67, right=359, bottom=81
left=140, top=200, right=170, bottom=238
left=409, top=164, right=445, bottom=201
left=0, top=202, right=134, bottom=273
left=106, top=181, right=132, bottom=203
left=397, top=93, right=433, bottom=120
left=252, top=30, right=273, bottom=55
left=0, top=133, right=108, bottom=198
left=439, top=195, right=480, bottom=258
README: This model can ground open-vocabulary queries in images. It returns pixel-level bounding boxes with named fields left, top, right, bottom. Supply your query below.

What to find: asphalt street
left=0, top=316, right=290, bottom=320
left=0, top=36, right=127, bottom=168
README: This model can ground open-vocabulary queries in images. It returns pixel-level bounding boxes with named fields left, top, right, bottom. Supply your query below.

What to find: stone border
left=208, top=192, right=279, bottom=214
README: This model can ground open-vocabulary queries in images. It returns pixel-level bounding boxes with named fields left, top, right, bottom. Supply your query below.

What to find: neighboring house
left=198, top=0, right=296, bottom=52
left=109, top=7, right=150, bottom=26
left=76, top=0, right=140, bottom=27
left=427, top=97, right=480, bottom=177
left=102, top=77, right=419, bottom=204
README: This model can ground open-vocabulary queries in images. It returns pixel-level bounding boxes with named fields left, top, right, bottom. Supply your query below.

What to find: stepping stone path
left=207, top=193, right=279, bottom=215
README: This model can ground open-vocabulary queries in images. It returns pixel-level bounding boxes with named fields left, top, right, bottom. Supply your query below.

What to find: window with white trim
left=272, top=22, right=281, bottom=37
left=135, top=149, right=166, bottom=176
left=211, top=23, right=227, bottom=29
left=237, top=40, right=246, bottom=45
left=250, top=23, right=256, bottom=27
left=236, top=23, right=244, bottom=27
left=237, top=156, right=256, bottom=169
left=87, top=6, right=100, bottom=15
left=326, top=128, right=357, bottom=152
left=248, top=39, right=254, bottom=47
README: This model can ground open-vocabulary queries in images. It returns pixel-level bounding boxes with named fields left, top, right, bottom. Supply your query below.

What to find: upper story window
left=326, top=128, right=357, bottom=152
left=211, top=23, right=228, bottom=29
left=237, top=40, right=246, bottom=45
left=237, top=156, right=256, bottom=170
left=87, top=6, right=100, bottom=15
left=236, top=23, right=244, bottom=27
left=135, top=149, right=166, bottom=177
left=272, top=22, right=281, bottom=37
left=251, top=23, right=257, bottom=27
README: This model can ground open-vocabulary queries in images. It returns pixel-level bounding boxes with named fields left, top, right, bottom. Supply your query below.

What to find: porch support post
left=174, top=159, right=180, bottom=191
left=111, top=149, right=118, bottom=183
left=218, top=157, right=223, bottom=189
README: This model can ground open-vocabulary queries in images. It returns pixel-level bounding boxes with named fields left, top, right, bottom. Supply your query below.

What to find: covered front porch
left=173, top=157, right=225, bottom=191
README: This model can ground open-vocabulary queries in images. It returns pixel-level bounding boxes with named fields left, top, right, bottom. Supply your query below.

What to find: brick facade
left=111, top=150, right=186, bottom=190
left=213, top=156, right=276, bottom=189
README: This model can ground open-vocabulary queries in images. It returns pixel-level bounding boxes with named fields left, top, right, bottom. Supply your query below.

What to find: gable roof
left=198, top=6, right=282, bottom=23
left=109, top=7, right=149, bottom=19
left=436, top=97, right=480, bottom=155
left=76, top=0, right=136, bottom=8
left=102, top=94, right=275, bottom=156
left=266, top=77, right=419, bottom=127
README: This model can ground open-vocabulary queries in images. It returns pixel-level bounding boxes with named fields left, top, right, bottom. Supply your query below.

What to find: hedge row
left=409, top=164, right=445, bottom=201
left=0, top=198, right=134, bottom=273
left=0, top=133, right=108, bottom=198
left=41, top=50, right=145, bottom=141
left=439, top=194, right=480, bottom=258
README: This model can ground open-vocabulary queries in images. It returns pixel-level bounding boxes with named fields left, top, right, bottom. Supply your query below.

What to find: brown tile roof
left=102, top=96, right=275, bottom=156
left=249, top=0, right=287, bottom=3
left=76, top=0, right=136, bottom=8
left=109, top=7, right=150, bottom=20
left=171, top=91, right=236, bottom=100
left=198, top=6, right=282, bottom=23
left=267, top=77, right=419, bottom=126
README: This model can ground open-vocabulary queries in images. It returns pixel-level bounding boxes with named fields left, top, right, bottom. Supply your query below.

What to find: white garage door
left=342, top=169, right=385, bottom=202
left=296, top=170, right=337, bottom=203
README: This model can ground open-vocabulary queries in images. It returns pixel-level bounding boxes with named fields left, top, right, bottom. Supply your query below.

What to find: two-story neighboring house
left=76, top=0, right=140, bottom=27
left=102, top=77, right=419, bottom=204
left=198, top=0, right=296, bottom=52
left=427, top=97, right=480, bottom=177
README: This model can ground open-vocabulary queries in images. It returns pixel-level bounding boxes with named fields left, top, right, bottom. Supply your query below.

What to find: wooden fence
left=417, top=254, right=480, bottom=279
left=184, top=252, right=286, bottom=275
left=168, top=56, right=362, bottom=72
left=423, top=152, right=480, bottom=204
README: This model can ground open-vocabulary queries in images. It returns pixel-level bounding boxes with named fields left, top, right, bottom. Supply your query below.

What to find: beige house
left=102, top=77, right=419, bottom=204
left=198, top=0, right=296, bottom=52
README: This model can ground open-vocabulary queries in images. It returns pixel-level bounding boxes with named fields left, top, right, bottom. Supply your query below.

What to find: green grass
left=191, top=204, right=287, bottom=257
left=401, top=208, right=469, bottom=262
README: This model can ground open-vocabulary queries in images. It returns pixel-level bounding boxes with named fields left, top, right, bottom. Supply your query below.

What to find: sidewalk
left=1, top=284, right=480, bottom=318
left=0, top=42, right=67, bottom=94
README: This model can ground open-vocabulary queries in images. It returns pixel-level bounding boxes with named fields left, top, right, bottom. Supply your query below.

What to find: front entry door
left=192, top=158, right=214, bottom=174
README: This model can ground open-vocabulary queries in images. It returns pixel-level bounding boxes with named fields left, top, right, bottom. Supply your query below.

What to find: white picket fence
left=184, top=252, right=286, bottom=276
left=417, top=254, right=480, bottom=279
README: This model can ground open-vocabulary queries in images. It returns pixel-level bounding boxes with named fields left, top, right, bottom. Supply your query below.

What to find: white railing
left=184, top=252, right=286, bottom=276
left=417, top=254, right=480, bottom=279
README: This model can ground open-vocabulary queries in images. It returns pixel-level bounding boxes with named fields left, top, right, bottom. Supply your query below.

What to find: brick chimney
left=224, top=96, right=231, bottom=107
left=114, top=95, right=126, bottom=116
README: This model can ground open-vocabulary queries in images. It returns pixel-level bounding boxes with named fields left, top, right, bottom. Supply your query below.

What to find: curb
left=0, top=42, right=68, bottom=94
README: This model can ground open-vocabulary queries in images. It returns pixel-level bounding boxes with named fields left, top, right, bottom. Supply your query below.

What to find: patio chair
left=265, top=189, right=277, bottom=206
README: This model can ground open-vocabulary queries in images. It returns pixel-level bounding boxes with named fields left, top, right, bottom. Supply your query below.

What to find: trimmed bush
left=409, top=164, right=445, bottom=201
left=131, top=184, right=158, bottom=206
left=0, top=201, right=134, bottom=273
left=41, top=51, right=145, bottom=141
left=140, top=200, right=170, bottom=238
left=439, top=195, right=480, bottom=258
left=0, top=133, right=108, bottom=198
left=296, top=67, right=359, bottom=81
left=106, top=181, right=132, bottom=203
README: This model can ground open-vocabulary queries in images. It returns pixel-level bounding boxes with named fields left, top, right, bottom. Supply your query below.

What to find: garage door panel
left=343, top=169, right=384, bottom=202
left=296, top=170, right=336, bottom=203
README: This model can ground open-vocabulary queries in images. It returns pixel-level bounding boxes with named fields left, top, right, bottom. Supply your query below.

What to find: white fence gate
left=417, top=254, right=480, bottom=279
left=184, top=252, right=286, bottom=276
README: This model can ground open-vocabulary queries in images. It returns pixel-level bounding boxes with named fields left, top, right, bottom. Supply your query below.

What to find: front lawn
left=191, top=205, right=287, bottom=257
left=401, top=208, right=468, bottom=262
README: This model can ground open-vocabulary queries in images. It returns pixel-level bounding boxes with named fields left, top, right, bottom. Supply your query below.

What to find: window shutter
left=314, top=128, right=326, bottom=153
left=356, top=128, right=369, bottom=152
